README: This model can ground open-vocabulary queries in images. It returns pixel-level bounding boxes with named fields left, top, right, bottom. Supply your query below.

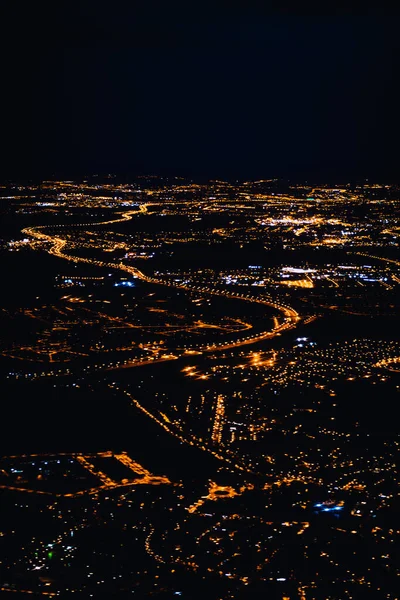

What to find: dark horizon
left=3, top=171, right=400, bottom=187
left=2, top=11, right=400, bottom=183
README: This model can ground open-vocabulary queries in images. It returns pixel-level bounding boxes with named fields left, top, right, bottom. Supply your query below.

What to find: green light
left=48, top=551, right=53, bottom=559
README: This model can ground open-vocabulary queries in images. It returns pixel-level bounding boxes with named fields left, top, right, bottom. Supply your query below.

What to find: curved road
left=23, top=204, right=302, bottom=356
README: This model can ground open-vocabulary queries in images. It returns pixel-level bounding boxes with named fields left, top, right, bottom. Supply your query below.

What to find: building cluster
left=0, top=177, right=399, bottom=598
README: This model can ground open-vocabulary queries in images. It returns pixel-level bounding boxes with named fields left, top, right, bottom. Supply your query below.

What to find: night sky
left=2, top=6, right=400, bottom=181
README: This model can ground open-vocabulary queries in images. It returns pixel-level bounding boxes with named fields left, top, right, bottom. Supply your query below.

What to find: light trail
left=0, top=587, right=57, bottom=596
left=325, top=276, right=339, bottom=288
left=354, top=251, right=400, bottom=268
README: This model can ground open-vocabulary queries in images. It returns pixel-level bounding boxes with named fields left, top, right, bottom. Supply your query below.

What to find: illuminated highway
left=22, top=204, right=303, bottom=359
left=0, top=451, right=172, bottom=499
left=109, top=383, right=257, bottom=474
left=19, top=202, right=306, bottom=472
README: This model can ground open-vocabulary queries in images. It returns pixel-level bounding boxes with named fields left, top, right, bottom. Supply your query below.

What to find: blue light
left=114, top=281, right=135, bottom=288
left=316, top=504, right=343, bottom=512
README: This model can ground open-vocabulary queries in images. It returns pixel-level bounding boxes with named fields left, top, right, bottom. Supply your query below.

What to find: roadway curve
left=22, top=205, right=302, bottom=354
